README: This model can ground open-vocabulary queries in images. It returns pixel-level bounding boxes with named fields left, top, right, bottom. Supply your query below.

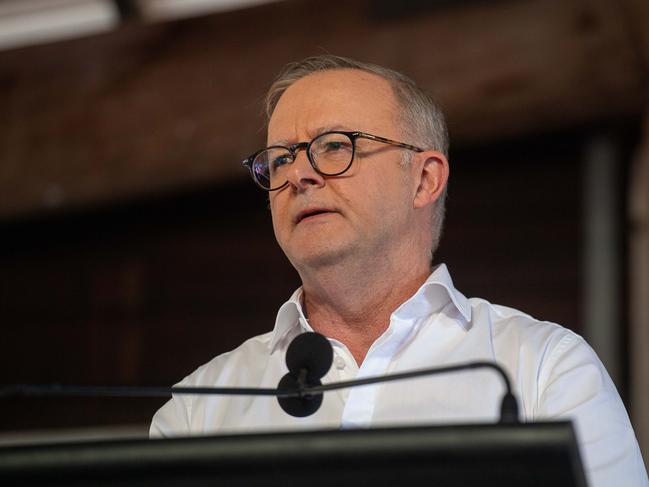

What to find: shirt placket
left=328, top=343, right=358, bottom=407
left=340, top=317, right=414, bottom=428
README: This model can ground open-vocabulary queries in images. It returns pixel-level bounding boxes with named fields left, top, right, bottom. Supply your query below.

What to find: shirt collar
left=269, top=263, right=471, bottom=353
left=392, top=263, right=472, bottom=324
left=269, top=288, right=312, bottom=353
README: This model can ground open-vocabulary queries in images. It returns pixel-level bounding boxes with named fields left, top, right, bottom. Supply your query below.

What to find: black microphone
left=276, top=332, right=333, bottom=417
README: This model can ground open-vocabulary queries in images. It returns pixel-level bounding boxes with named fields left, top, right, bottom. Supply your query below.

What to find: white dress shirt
left=151, top=264, right=648, bottom=487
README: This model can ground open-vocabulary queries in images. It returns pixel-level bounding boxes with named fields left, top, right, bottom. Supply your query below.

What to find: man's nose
left=286, top=150, right=325, bottom=190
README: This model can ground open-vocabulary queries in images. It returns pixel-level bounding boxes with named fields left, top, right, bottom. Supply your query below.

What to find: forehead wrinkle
left=268, top=124, right=354, bottom=147
left=311, top=124, right=353, bottom=135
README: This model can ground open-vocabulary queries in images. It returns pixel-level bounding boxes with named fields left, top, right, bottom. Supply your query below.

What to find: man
left=151, top=55, right=647, bottom=486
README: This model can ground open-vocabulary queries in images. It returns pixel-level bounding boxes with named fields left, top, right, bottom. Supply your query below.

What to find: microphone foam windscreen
left=285, top=332, right=333, bottom=380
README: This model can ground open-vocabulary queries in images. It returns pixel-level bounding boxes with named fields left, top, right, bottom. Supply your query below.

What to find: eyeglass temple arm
left=355, top=132, right=423, bottom=152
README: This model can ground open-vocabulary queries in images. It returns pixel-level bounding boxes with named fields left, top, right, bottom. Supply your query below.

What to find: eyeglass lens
left=252, top=132, right=355, bottom=190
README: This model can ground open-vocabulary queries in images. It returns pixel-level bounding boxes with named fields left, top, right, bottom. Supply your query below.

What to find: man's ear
left=413, top=150, right=449, bottom=209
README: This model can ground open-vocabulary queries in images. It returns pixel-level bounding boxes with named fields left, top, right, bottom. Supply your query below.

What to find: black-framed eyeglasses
left=241, top=131, right=423, bottom=191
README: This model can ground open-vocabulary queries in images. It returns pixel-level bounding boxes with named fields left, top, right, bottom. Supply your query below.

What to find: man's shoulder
left=467, top=297, right=585, bottom=355
left=178, top=331, right=276, bottom=387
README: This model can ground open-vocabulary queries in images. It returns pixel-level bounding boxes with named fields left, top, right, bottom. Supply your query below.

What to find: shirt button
left=335, top=356, right=346, bottom=370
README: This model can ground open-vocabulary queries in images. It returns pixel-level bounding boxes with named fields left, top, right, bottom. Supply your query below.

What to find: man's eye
left=324, top=142, right=343, bottom=151
left=323, top=141, right=351, bottom=152
left=271, top=154, right=292, bottom=169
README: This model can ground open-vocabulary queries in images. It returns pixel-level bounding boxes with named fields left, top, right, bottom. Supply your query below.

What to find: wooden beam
left=0, top=0, right=646, bottom=219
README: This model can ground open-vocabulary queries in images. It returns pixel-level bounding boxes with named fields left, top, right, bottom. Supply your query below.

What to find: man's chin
left=288, top=244, right=352, bottom=271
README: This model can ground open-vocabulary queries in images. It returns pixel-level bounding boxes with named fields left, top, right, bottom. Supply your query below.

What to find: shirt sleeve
left=537, top=331, right=648, bottom=487
left=149, top=393, right=192, bottom=438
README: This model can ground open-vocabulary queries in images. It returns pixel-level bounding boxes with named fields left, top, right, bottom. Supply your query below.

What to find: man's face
left=267, top=69, right=422, bottom=273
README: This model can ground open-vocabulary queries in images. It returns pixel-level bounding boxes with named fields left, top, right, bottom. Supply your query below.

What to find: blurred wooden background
left=0, top=0, right=647, bottom=447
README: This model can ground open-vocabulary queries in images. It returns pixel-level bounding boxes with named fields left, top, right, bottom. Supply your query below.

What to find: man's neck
left=299, top=256, right=432, bottom=365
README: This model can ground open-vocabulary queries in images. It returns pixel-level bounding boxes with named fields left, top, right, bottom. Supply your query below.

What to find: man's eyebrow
left=268, top=125, right=353, bottom=147
left=268, top=138, right=290, bottom=147
left=312, top=125, right=352, bottom=136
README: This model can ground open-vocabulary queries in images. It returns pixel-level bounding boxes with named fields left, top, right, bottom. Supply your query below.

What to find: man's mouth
left=295, top=208, right=337, bottom=224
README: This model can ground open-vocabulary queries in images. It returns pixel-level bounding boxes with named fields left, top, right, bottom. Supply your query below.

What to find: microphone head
left=285, top=332, right=333, bottom=381
left=277, top=373, right=323, bottom=417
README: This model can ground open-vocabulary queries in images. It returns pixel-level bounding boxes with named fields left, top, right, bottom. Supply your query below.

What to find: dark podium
left=0, top=421, right=587, bottom=486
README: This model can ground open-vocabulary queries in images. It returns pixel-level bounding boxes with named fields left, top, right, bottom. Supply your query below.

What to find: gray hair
left=265, top=55, right=449, bottom=260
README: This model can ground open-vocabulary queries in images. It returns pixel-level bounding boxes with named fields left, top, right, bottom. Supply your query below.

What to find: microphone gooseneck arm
left=299, top=360, right=519, bottom=424
left=1, top=361, right=512, bottom=397
left=0, top=384, right=280, bottom=398
left=0, top=361, right=519, bottom=422
left=304, top=361, right=513, bottom=396
left=1, top=326, right=519, bottom=422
